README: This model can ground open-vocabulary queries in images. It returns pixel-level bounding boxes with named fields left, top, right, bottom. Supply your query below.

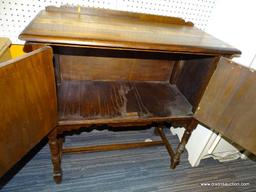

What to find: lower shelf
left=58, top=80, right=193, bottom=125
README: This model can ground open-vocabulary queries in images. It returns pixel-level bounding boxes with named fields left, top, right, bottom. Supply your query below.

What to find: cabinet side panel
left=0, top=47, right=57, bottom=177
left=195, top=58, right=256, bottom=155
left=174, top=57, right=218, bottom=111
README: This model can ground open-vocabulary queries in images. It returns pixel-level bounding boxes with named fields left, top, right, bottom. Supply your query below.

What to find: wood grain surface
left=46, top=5, right=193, bottom=26
left=0, top=38, right=11, bottom=62
left=19, top=6, right=240, bottom=55
left=0, top=47, right=57, bottom=177
left=58, top=81, right=193, bottom=123
left=195, top=57, right=256, bottom=155
left=174, top=57, right=219, bottom=111
left=59, top=55, right=174, bottom=81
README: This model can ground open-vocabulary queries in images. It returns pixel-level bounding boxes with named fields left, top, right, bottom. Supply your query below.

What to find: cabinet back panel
left=59, top=55, right=174, bottom=81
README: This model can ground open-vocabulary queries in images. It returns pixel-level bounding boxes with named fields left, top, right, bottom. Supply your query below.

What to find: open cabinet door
left=194, top=57, right=256, bottom=155
left=0, top=47, right=57, bottom=177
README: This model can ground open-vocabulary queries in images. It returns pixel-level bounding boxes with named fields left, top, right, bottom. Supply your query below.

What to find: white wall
left=207, top=0, right=256, bottom=68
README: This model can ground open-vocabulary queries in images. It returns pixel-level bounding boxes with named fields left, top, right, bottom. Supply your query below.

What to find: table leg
left=171, top=119, right=197, bottom=169
left=48, top=128, right=62, bottom=184
left=156, top=127, right=175, bottom=166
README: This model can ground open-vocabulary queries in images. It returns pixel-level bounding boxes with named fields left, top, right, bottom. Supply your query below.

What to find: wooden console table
left=1, top=6, right=255, bottom=184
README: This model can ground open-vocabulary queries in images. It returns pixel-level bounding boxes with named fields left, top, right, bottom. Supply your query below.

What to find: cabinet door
left=0, top=47, right=57, bottom=177
left=194, top=57, right=256, bottom=155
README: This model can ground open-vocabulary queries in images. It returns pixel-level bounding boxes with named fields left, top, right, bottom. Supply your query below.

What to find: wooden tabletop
left=19, top=6, right=240, bottom=56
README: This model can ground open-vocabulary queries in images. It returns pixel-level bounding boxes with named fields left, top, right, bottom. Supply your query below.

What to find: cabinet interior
left=52, top=46, right=217, bottom=123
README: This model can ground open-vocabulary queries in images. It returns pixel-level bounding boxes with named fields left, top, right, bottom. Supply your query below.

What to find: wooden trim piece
left=62, top=141, right=163, bottom=154
left=58, top=116, right=192, bottom=127
left=19, top=35, right=241, bottom=56
left=46, top=6, right=193, bottom=26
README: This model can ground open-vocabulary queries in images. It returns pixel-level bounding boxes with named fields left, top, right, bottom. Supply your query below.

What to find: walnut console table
left=1, top=6, right=255, bottom=184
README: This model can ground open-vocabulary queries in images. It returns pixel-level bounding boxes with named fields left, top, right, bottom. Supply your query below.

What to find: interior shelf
left=58, top=80, right=193, bottom=124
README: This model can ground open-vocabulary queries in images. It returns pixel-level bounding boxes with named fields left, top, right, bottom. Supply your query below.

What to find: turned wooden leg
left=171, top=119, right=198, bottom=169
left=58, top=137, right=64, bottom=160
left=48, top=128, right=62, bottom=184
left=156, top=127, right=175, bottom=166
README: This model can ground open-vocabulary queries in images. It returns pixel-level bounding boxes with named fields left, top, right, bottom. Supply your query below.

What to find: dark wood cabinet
left=0, top=6, right=255, bottom=183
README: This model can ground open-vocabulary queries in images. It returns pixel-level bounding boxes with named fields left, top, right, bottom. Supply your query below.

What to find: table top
left=19, top=6, right=240, bottom=56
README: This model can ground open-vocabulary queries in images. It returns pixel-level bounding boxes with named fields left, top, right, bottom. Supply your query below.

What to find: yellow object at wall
left=10, top=44, right=25, bottom=58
